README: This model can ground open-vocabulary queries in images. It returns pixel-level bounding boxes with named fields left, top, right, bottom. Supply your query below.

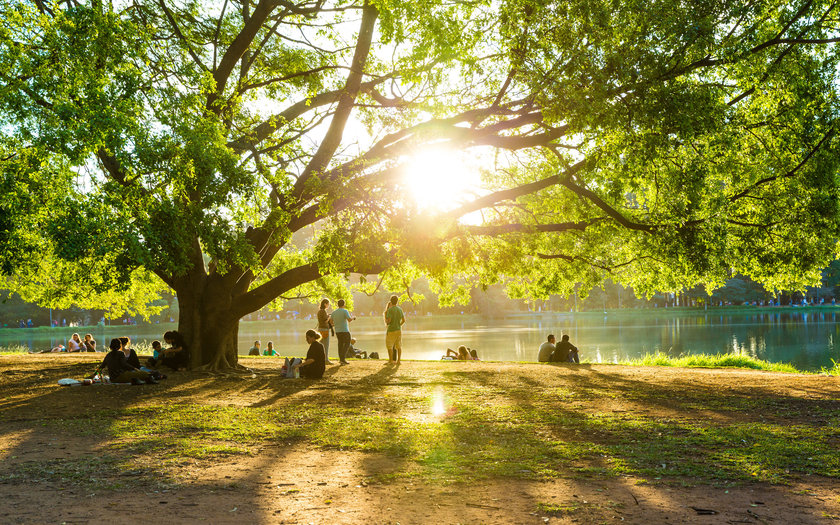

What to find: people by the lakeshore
left=30, top=344, right=64, bottom=353
left=384, top=295, right=405, bottom=362
left=248, top=340, right=261, bottom=356
left=291, top=329, right=326, bottom=379
left=538, top=334, right=556, bottom=362
left=332, top=299, right=356, bottom=364
left=92, top=338, right=156, bottom=384
left=67, top=333, right=83, bottom=353
left=551, top=334, right=579, bottom=364
left=345, top=338, right=367, bottom=359
left=469, top=349, right=480, bottom=361
left=159, top=330, right=190, bottom=370
left=443, top=346, right=470, bottom=360
left=317, top=298, right=334, bottom=365
left=263, top=341, right=277, bottom=356
left=83, top=334, right=97, bottom=352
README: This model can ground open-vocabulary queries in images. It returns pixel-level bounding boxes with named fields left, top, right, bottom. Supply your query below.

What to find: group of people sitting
left=538, top=334, right=580, bottom=363
left=32, top=333, right=98, bottom=353
left=248, top=340, right=277, bottom=356
left=87, top=330, right=190, bottom=385
left=441, top=346, right=480, bottom=361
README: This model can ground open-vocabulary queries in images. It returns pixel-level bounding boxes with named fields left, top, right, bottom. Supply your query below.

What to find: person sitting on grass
left=118, top=337, right=142, bottom=369
left=550, top=334, right=579, bottom=364
left=248, top=340, right=261, bottom=356
left=345, top=338, right=367, bottom=359
left=443, top=346, right=470, bottom=360
left=538, top=334, right=556, bottom=362
left=159, top=330, right=190, bottom=370
left=67, top=333, right=83, bottom=353
left=469, top=349, right=480, bottom=361
left=91, top=338, right=156, bottom=385
left=83, top=334, right=97, bottom=352
left=263, top=341, right=278, bottom=356
left=291, top=330, right=326, bottom=379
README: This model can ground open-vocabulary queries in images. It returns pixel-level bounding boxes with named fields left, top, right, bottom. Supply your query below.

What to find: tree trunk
left=174, top=274, right=243, bottom=371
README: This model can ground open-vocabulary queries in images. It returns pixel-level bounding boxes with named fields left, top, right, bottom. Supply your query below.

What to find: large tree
left=2, top=0, right=839, bottom=369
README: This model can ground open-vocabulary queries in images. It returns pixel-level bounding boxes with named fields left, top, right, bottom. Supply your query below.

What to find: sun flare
left=402, top=148, right=481, bottom=212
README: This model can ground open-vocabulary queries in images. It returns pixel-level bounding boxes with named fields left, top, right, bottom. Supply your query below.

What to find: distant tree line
left=4, top=261, right=840, bottom=327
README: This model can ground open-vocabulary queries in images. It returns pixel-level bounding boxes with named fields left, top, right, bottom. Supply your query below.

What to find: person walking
left=317, top=298, right=334, bottom=364
left=384, top=295, right=406, bottom=362
left=332, top=299, right=356, bottom=364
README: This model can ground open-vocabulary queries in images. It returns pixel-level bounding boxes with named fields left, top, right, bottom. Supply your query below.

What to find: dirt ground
left=1, top=354, right=839, bottom=524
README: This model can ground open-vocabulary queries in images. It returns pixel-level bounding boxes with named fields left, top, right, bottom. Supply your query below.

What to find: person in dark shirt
left=93, top=338, right=155, bottom=384
left=160, top=330, right=190, bottom=370
left=118, top=337, right=142, bottom=369
left=293, top=330, right=326, bottom=379
left=551, top=334, right=579, bottom=363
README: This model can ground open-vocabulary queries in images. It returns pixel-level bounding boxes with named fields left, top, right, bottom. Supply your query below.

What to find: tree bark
left=173, top=273, right=243, bottom=371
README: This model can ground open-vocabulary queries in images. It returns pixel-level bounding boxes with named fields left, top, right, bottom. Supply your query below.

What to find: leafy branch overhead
left=1, top=0, right=839, bottom=365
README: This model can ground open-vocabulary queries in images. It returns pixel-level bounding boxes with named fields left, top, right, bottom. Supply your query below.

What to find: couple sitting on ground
left=538, top=334, right=580, bottom=363
left=442, top=345, right=479, bottom=361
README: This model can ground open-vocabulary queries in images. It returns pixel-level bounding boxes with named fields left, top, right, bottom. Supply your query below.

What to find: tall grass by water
left=618, top=352, right=802, bottom=373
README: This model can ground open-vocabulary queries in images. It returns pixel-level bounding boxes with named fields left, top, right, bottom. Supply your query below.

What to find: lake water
left=4, top=310, right=839, bottom=371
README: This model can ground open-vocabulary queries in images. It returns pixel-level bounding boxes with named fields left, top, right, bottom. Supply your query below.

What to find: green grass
left=616, top=352, right=802, bottom=373
left=6, top=359, right=840, bottom=489
left=34, top=377, right=840, bottom=488
left=0, top=344, right=32, bottom=354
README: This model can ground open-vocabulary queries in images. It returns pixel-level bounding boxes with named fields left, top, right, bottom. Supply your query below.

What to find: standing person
left=538, top=334, right=556, bottom=362
left=317, top=299, right=334, bottom=365
left=384, top=295, right=405, bottom=362
left=551, top=334, right=579, bottom=364
left=332, top=299, right=356, bottom=365
left=292, top=330, right=326, bottom=379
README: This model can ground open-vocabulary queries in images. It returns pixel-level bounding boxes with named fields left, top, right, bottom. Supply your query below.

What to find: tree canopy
left=1, top=0, right=839, bottom=368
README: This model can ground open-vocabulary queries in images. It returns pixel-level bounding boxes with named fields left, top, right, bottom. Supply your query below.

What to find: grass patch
left=4, top=359, right=839, bottom=488
left=618, top=352, right=802, bottom=373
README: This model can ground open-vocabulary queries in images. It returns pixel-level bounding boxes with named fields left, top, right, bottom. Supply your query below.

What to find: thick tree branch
left=233, top=262, right=323, bottom=318
left=460, top=221, right=595, bottom=237
left=291, top=4, right=379, bottom=198
left=559, top=178, right=655, bottom=233
left=208, top=0, right=277, bottom=113
left=445, top=160, right=585, bottom=220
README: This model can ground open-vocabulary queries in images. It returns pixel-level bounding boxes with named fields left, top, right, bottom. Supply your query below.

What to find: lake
left=3, top=309, right=839, bottom=371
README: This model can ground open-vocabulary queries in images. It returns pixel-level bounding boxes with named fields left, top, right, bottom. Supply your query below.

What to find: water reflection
left=2, top=310, right=839, bottom=371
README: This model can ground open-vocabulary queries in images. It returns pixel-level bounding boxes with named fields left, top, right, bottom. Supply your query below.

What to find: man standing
left=332, top=299, right=356, bottom=365
left=538, top=334, right=556, bottom=362
left=551, top=334, right=579, bottom=364
left=384, top=295, right=405, bottom=362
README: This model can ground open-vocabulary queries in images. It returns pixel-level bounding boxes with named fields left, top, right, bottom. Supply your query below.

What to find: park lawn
left=1, top=354, right=839, bottom=523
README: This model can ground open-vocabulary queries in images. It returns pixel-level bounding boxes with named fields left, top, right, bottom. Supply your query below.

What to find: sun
left=402, top=147, right=481, bottom=212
